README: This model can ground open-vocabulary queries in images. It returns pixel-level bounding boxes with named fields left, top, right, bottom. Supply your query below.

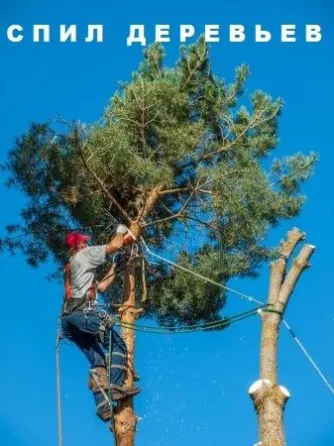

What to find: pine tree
left=1, top=38, right=317, bottom=445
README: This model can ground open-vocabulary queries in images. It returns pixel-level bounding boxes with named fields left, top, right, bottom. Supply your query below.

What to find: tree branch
left=202, top=106, right=280, bottom=160
left=136, top=185, right=164, bottom=225
left=158, top=183, right=213, bottom=197
left=142, top=212, right=183, bottom=228
left=142, top=189, right=196, bottom=228
left=158, top=187, right=190, bottom=196
left=277, top=244, right=315, bottom=311
left=268, top=227, right=305, bottom=305
left=75, top=136, right=132, bottom=223
left=183, top=45, right=208, bottom=88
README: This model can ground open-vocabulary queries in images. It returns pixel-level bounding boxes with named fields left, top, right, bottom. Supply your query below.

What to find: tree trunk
left=114, top=223, right=141, bottom=446
left=249, top=228, right=315, bottom=446
left=114, top=259, right=137, bottom=446
left=113, top=186, right=162, bottom=445
left=254, top=312, right=289, bottom=445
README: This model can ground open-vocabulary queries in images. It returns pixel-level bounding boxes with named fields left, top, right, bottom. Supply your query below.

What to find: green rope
left=261, top=308, right=284, bottom=316
left=118, top=321, right=229, bottom=334
left=117, top=304, right=268, bottom=334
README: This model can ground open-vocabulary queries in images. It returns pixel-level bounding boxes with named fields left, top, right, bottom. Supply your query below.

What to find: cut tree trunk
left=256, top=312, right=289, bottom=445
left=113, top=188, right=162, bottom=445
left=114, top=259, right=137, bottom=446
left=249, top=228, right=315, bottom=446
left=114, top=223, right=141, bottom=446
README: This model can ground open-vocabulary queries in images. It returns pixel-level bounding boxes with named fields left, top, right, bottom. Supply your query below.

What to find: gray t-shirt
left=63, top=245, right=107, bottom=315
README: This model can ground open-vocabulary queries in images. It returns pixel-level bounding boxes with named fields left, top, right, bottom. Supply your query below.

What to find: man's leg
left=63, top=317, right=112, bottom=421
left=64, top=311, right=140, bottom=408
left=67, top=324, right=105, bottom=366
left=103, top=328, right=141, bottom=400
left=103, top=329, right=127, bottom=386
left=88, top=367, right=113, bottom=422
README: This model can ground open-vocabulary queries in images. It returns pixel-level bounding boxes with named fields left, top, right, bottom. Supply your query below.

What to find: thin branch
left=203, top=106, right=281, bottom=160
left=141, top=257, right=147, bottom=303
left=75, top=135, right=132, bottom=223
left=197, top=169, right=240, bottom=190
left=184, top=46, right=208, bottom=88
left=270, top=159, right=316, bottom=188
left=196, top=189, right=212, bottom=195
left=142, top=212, right=183, bottom=228
left=184, top=215, right=224, bottom=235
left=158, top=187, right=190, bottom=196
left=143, top=189, right=196, bottom=228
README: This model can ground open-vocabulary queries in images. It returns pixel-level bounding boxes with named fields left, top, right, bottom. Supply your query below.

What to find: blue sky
left=0, top=1, right=333, bottom=445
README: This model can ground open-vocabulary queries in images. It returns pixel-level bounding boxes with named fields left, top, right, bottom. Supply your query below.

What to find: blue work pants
left=62, top=310, right=126, bottom=386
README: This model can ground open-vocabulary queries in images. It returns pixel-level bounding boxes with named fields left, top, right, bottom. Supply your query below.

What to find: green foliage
left=0, top=39, right=317, bottom=324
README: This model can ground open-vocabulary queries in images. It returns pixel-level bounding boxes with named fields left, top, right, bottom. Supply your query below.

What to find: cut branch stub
left=269, top=227, right=306, bottom=305
left=249, top=378, right=291, bottom=412
left=277, top=244, right=315, bottom=311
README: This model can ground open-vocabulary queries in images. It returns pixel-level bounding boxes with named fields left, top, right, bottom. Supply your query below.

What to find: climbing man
left=61, top=225, right=141, bottom=422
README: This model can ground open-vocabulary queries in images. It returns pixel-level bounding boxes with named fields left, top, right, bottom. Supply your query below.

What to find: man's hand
left=105, top=225, right=136, bottom=254
left=115, top=224, right=128, bottom=235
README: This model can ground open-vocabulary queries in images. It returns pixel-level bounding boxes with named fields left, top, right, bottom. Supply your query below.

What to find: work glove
left=116, top=224, right=128, bottom=235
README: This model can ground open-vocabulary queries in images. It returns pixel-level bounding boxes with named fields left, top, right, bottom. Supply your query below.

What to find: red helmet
left=64, top=232, right=90, bottom=248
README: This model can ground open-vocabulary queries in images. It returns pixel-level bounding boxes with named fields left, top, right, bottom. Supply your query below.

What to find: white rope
left=90, top=369, right=118, bottom=444
left=282, top=320, right=334, bottom=395
left=90, top=370, right=112, bottom=406
left=141, top=237, right=334, bottom=397
left=140, top=237, right=264, bottom=305
left=55, top=333, right=63, bottom=446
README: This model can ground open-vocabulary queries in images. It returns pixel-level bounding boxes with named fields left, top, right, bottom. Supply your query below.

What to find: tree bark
left=114, top=187, right=163, bottom=445
left=114, top=257, right=138, bottom=446
left=249, top=228, right=315, bottom=446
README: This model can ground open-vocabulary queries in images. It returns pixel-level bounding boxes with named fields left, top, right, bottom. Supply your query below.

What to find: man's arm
left=97, top=264, right=116, bottom=293
left=105, top=232, right=124, bottom=255
left=105, top=224, right=135, bottom=254
left=82, top=225, right=134, bottom=269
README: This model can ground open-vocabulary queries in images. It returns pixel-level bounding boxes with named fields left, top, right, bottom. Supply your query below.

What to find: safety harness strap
left=64, top=263, right=72, bottom=301
left=64, top=261, right=97, bottom=302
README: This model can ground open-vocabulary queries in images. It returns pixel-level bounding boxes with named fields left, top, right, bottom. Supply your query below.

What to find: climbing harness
left=98, top=310, right=114, bottom=343
left=63, top=260, right=98, bottom=319
left=129, top=242, right=139, bottom=261
left=64, top=261, right=98, bottom=302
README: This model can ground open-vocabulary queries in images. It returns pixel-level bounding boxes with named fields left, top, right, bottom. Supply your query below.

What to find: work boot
left=95, top=386, right=139, bottom=418
left=110, top=384, right=141, bottom=401
left=89, top=366, right=109, bottom=390
left=95, top=393, right=112, bottom=421
left=89, top=367, right=113, bottom=421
